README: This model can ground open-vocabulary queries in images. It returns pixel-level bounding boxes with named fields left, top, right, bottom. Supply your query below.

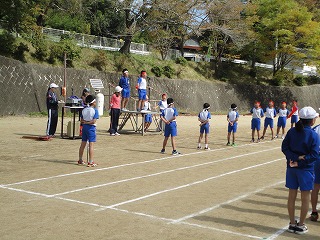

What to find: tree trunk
left=119, top=35, right=132, bottom=54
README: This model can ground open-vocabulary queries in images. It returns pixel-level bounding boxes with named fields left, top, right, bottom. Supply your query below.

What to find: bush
left=32, top=34, right=49, bottom=61
left=175, top=57, right=188, bottom=66
left=293, top=76, right=307, bottom=86
left=13, top=42, right=29, bottom=62
left=306, top=75, right=320, bottom=85
left=163, top=65, right=175, bottom=79
left=0, top=31, right=16, bottom=55
left=90, top=51, right=108, bottom=71
left=272, top=70, right=294, bottom=86
left=151, top=66, right=163, bottom=77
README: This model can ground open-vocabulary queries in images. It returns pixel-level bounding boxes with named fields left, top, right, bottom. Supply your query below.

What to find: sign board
left=90, top=79, right=104, bottom=89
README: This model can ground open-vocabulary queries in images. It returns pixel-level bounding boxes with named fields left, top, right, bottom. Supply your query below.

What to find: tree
left=253, top=0, right=320, bottom=75
left=199, top=0, right=250, bottom=76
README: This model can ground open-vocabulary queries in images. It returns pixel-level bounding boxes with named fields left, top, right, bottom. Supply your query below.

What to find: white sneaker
left=110, top=133, right=115, bottom=136
left=140, top=110, right=148, bottom=113
left=115, top=132, right=120, bottom=136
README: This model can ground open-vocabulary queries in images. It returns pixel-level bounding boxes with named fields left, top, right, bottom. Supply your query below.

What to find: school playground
left=0, top=115, right=319, bottom=240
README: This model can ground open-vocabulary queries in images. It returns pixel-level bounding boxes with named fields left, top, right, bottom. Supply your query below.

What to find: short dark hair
left=203, top=103, right=210, bottom=109
left=122, top=69, right=128, bottom=73
left=167, top=98, right=174, bottom=105
left=231, top=103, right=237, bottom=109
left=141, top=70, right=146, bottom=75
left=85, top=95, right=95, bottom=105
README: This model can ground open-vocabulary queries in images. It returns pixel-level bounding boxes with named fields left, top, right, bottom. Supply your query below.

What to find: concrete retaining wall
left=0, top=55, right=319, bottom=116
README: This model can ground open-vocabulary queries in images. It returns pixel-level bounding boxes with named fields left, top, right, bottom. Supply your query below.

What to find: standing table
left=61, top=106, right=84, bottom=139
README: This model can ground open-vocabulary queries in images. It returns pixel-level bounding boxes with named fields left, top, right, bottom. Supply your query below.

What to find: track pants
left=110, top=108, right=120, bottom=134
left=46, top=109, right=58, bottom=136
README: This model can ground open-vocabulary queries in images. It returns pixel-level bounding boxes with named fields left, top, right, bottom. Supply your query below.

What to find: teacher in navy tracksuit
left=46, top=83, right=59, bottom=137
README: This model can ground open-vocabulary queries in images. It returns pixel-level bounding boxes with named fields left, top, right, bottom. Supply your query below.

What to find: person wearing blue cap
left=282, top=106, right=319, bottom=235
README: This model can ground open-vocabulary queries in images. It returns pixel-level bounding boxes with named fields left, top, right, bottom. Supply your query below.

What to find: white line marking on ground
left=179, top=221, right=262, bottom=239
left=265, top=225, right=288, bottom=240
left=21, top=155, right=43, bottom=159
left=97, top=158, right=284, bottom=211
left=2, top=140, right=277, bottom=187
left=52, top=147, right=280, bottom=197
left=0, top=185, right=52, bottom=198
left=170, top=180, right=285, bottom=224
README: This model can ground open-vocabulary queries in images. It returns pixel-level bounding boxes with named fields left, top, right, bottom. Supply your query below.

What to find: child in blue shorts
left=261, top=100, right=277, bottom=140
left=119, top=68, right=130, bottom=111
left=78, top=95, right=99, bottom=167
left=227, top=103, right=239, bottom=146
left=197, top=103, right=211, bottom=150
left=136, top=70, right=148, bottom=112
left=143, top=96, right=152, bottom=132
left=245, top=100, right=264, bottom=143
left=160, top=98, right=180, bottom=155
left=288, top=100, right=299, bottom=128
left=276, top=101, right=289, bottom=139
left=282, top=106, right=319, bottom=234
left=310, top=124, right=320, bottom=221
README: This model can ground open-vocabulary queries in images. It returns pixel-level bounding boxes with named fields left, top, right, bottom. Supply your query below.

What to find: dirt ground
left=0, top=114, right=319, bottom=240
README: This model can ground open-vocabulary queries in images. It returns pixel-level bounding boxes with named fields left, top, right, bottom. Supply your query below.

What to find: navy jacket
left=282, top=126, right=320, bottom=171
left=46, top=90, right=58, bottom=110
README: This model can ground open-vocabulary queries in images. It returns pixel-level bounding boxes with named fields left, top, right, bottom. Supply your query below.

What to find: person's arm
left=260, top=109, right=264, bottom=118
left=281, top=130, right=300, bottom=162
left=110, top=95, right=115, bottom=108
left=119, top=77, right=123, bottom=88
left=297, top=135, right=320, bottom=167
left=167, top=108, right=178, bottom=123
left=243, top=108, right=253, bottom=116
left=273, top=109, right=277, bottom=118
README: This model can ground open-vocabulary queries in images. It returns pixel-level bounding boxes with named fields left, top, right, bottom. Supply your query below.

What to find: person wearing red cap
left=276, top=101, right=290, bottom=139
left=245, top=100, right=264, bottom=143
left=261, top=100, right=277, bottom=140
left=288, top=100, right=299, bottom=128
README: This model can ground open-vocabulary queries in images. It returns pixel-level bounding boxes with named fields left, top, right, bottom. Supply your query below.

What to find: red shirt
left=110, top=94, right=121, bottom=109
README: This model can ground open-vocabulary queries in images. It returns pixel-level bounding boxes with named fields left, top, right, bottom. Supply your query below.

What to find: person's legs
left=198, top=133, right=203, bottom=145
left=124, top=98, right=129, bottom=108
left=282, top=126, right=285, bottom=135
left=79, top=141, right=87, bottom=161
left=262, top=127, right=267, bottom=138
left=227, top=132, right=231, bottom=144
left=51, top=109, right=58, bottom=135
left=257, top=130, right=260, bottom=140
left=251, top=129, right=255, bottom=141
left=110, top=109, right=116, bottom=134
left=89, top=142, right=94, bottom=162
left=270, top=127, right=274, bottom=138
left=171, top=136, right=176, bottom=151
left=137, top=100, right=142, bottom=111
left=311, top=184, right=320, bottom=212
left=288, top=188, right=298, bottom=225
left=162, top=137, right=169, bottom=149
left=299, top=190, right=311, bottom=225
left=232, top=132, right=236, bottom=144
left=114, top=109, right=120, bottom=133
left=205, top=133, right=208, bottom=145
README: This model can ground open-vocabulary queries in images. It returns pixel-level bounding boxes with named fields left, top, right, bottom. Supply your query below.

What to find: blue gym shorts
left=122, top=88, right=130, bottom=98
left=291, top=115, right=298, bottom=124
left=145, top=114, right=152, bottom=123
left=251, top=118, right=261, bottom=131
left=228, top=122, right=238, bottom=133
left=138, top=89, right=147, bottom=100
left=314, top=160, right=320, bottom=184
left=264, top=117, right=274, bottom=128
left=82, top=125, right=96, bottom=142
left=200, top=123, right=210, bottom=134
left=277, top=117, right=287, bottom=128
left=286, top=167, right=314, bottom=191
left=164, top=121, right=177, bottom=137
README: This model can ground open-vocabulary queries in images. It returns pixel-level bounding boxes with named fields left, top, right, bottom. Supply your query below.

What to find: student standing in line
left=276, top=101, right=289, bottom=139
left=261, top=100, right=277, bottom=140
left=119, top=69, right=130, bottom=111
left=157, top=93, right=167, bottom=131
left=282, top=106, right=319, bottom=235
left=288, top=100, right=299, bottom=128
left=197, top=103, right=211, bottom=150
left=244, top=100, right=264, bottom=143
left=46, top=83, right=59, bottom=137
left=110, top=86, right=122, bottom=136
left=227, top=103, right=239, bottom=146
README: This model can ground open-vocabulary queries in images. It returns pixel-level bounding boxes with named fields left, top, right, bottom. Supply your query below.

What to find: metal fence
left=42, top=27, right=151, bottom=55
